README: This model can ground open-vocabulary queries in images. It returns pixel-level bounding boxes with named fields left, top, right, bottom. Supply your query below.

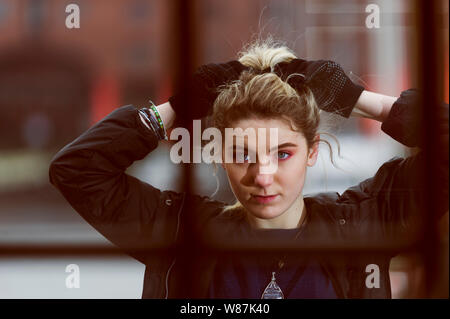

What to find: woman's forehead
left=229, top=117, right=304, bottom=144
left=221, top=119, right=308, bottom=157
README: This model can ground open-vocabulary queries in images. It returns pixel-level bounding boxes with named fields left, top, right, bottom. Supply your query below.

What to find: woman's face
left=222, top=117, right=319, bottom=222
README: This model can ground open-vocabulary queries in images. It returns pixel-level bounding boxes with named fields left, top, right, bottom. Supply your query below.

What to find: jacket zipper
left=164, top=258, right=176, bottom=299
left=164, top=192, right=185, bottom=299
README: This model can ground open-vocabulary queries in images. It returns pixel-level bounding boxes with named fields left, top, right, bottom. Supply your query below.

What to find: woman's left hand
left=274, top=59, right=365, bottom=118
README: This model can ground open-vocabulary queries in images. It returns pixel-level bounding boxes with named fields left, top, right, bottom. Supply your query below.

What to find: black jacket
left=49, top=89, right=448, bottom=298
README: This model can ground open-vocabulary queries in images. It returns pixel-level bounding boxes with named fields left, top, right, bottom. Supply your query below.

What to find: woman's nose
left=254, top=172, right=274, bottom=188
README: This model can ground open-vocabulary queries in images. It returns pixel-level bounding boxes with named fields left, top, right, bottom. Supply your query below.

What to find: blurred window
left=0, top=1, right=10, bottom=25
left=125, top=43, right=152, bottom=71
left=26, top=0, right=45, bottom=33
left=129, top=0, right=151, bottom=22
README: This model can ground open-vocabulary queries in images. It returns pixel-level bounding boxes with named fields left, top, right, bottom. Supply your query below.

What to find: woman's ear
left=307, top=134, right=320, bottom=167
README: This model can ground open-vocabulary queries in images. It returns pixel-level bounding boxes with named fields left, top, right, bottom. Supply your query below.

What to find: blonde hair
left=237, top=39, right=297, bottom=71
left=211, top=39, right=337, bottom=216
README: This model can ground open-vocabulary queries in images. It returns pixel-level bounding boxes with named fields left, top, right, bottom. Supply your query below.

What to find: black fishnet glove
left=169, top=61, right=248, bottom=121
left=274, top=59, right=365, bottom=118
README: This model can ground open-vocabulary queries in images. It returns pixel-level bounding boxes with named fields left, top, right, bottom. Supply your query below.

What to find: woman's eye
left=277, top=151, right=290, bottom=160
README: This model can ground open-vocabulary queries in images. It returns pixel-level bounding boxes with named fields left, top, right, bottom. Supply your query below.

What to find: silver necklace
left=261, top=271, right=284, bottom=299
left=260, top=219, right=306, bottom=299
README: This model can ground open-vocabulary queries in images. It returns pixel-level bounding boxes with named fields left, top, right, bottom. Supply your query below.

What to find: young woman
left=49, top=41, right=448, bottom=299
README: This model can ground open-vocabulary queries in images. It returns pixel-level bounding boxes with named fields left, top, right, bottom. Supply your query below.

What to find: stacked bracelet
left=138, top=108, right=159, bottom=138
left=148, top=101, right=165, bottom=133
left=138, top=104, right=168, bottom=140
left=148, top=100, right=168, bottom=140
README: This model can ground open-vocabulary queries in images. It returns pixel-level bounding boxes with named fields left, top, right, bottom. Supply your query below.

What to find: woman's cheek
left=225, top=165, right=246, bottom=194
left=279, top=160, right=307, bottom=188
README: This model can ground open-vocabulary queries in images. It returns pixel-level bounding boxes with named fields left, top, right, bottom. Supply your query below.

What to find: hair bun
left=251, top=66, right=272, bottom=75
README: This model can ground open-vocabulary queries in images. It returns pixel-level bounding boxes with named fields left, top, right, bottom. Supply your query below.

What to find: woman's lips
left=251, top=194, right=279, bottom=204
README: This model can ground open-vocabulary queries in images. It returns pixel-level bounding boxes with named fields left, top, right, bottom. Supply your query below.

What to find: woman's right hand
left=169, top=61, right=248, bottom=122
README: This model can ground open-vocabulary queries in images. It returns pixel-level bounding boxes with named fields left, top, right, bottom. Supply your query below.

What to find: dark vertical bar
left=26, top=0, right=44, bottom=38
left=170, top=0, right=200, bottom=298
left=415, top=0, right=445, bottom=298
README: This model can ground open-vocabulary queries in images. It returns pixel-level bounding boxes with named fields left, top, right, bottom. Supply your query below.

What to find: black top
left=207, top=226, right=337, bottom=298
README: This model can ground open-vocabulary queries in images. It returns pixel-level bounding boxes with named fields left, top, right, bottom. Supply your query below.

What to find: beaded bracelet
left=148, top=100, right=166, bottom=134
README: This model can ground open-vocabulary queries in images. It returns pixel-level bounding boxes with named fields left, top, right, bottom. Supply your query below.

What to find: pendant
left=261, top=272, right=284, bottom=299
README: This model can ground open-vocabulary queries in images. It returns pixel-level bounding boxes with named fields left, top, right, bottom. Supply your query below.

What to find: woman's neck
left=247, top=195, right=306, bottom=229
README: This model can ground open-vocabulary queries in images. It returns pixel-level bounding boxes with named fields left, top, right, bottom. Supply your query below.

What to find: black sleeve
left=48, top=105, right=185, bottom=264
left=339, top=89, right=448, bottom=238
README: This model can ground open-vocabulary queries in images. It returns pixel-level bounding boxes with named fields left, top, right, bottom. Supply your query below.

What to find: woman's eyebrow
left=270, top=142, right=298, bottom=152
left=229, top=142, right=298, bottom=151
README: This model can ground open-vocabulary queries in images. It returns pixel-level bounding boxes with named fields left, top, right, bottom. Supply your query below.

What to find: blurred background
left=0, top=0, right=448, bottom=298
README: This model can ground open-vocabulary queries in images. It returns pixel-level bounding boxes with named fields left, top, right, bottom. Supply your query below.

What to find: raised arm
left=275, top=58, right=448, bottom=240
left=49, top=62, right=247, bottom=264
left=48, top=105, right=184, bottom=263
left=341, top=89, right=449, bottom=239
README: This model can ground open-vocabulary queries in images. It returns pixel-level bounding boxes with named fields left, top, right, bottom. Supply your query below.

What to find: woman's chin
left=244, top=204, right=284, bottom=220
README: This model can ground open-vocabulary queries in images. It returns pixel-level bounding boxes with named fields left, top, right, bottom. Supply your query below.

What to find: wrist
left=157, top=101, right=176, bottom=129
left=352, top=91, right=397, bottom=122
